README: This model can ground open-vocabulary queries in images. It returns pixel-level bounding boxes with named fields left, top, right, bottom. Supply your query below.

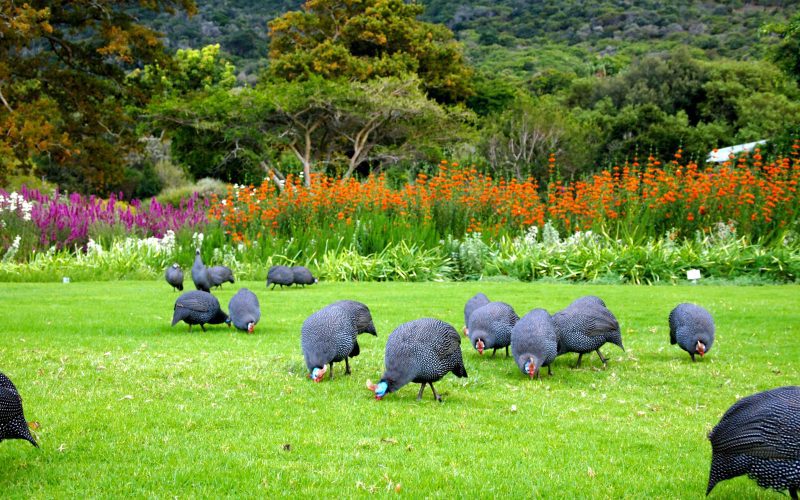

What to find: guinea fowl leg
left=547, top=365, right=552, bottom=376
left=789, top=487, right=797, bottom=500
left=329, top=363, right=335, bottom=380
left=416, top=383, right=427, bottom=400
left=429, top=383, right=442, bottom=402
left=505, top=346, right=510, bottom=357
left=200, top=324, right=206, bottom=332
left=491, top=348, right=497, bottom=357
left=576, top=353, right=583, bottom=368
left=690, top=353, right=696, bottom=362
left=595, top=349, right=608, bottom=366
left=345, top=357, right=351, bottom=375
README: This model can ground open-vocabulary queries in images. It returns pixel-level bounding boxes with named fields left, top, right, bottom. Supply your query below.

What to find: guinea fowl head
left=366, top=379, right=389, bottom=400
left=310, top=366, right=327, bottom=382
left=475, top=338, right=485, bottom=355
left=247, top=321, right=255, bottom=334
left=696, top=340, right=706, bottom=357
left=524, top=358, right=537, bottom=379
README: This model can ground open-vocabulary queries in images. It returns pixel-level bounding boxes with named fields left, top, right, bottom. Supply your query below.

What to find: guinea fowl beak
left=366, top=379, right=383, bottom=400
left=476, top=339, right=484, bottom=355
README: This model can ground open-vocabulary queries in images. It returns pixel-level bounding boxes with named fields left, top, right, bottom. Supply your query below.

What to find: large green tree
left=267, top=0, right=474, bottom=104
left=0, top=0, right=196, bottom=193
left=145, top=76, right=473, bottom=186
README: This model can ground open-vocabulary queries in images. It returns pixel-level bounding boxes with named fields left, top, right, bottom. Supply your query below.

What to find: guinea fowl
left=707, top=386, right=800, bottom=499
left=0, top=371, right=37, bottom=447
left=511, top=308, right=558, bottom=379
left=267, top=265, right=293, bottom=289
left=467, top=301, right=519, bottom=357
left=463, top=292, right=490, bottom=336
left=171, top=290, right=228, bottom=332
left=367, top=318, right=467, bottom=402
left=207, top=265, right=234, bottom=289
left=330, top=300, right=378, bottom=357
left=552, top=297, right=624, bottom=367
left=165, top=263, right=184, bottom=291
left=301, top=304, right=362, bottom=382
left=191, top=249, right=211, bottom=292
left=669, top=303, right=715, bottom=361
left=227, top=288, right=261, bottom=333
left=291, top=266, right=318, bottom=287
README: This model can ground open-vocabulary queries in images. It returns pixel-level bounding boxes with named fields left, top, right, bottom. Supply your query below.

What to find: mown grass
left=1, top=281, right=798, bottom=498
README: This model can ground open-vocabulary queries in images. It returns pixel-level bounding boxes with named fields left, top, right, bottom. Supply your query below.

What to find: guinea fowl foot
left=429, top=383, right=442, bottom=402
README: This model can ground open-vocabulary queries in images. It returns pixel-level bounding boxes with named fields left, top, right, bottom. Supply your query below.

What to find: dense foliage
left=0, top=0, right=197, bottom=193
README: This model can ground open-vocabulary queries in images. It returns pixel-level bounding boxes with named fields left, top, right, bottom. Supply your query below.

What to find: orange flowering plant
left=210, top=145, right=799, bottom=252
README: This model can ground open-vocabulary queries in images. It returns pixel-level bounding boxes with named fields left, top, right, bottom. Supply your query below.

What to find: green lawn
left=1, top=281, right=798, bottom=498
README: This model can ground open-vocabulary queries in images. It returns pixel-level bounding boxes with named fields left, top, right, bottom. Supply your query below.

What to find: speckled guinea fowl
left=330, top=300, right=378, bottom=359
left=467, top=301, right=519, bottom=357
left=463, top=292, right=490, bottom=336
left=0, top=371, right=37, bottom=447
left=267, top=265, right=293, bottom=289
left=301, top=304, right=360, bottom=381
left=707, top=386, right=800, bottom=499
left=511, top=308, right=558, bottom=379
left=291, top=266, right=317, bottom=287
left=669, top=303, right=715, bottom=362
left=171, top=290, right=228, bottom=332
left=368, top=318, right=467, bottom=402
left=227, top=288, right=261, bottom=333
left=191, top=249, right=211, bottom=292
left=165, top=263, right=184, bottom=291
left=207, top=265, right=234, bottom=289
left=552, top=297, right=624, bottom=367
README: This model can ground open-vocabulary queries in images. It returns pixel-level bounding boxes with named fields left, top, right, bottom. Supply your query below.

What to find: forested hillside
left=139, top=0, right=796, bottom=79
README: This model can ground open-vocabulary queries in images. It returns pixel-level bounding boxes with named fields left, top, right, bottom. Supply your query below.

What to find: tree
left=763, top=13, right=800, bottom=84
left=267, top=0, right=474, bottom=104
left=0, top=0, right=196, bottom=193
left=482, top=96, right=597, bottom=181
left=144, top=76, right=474, bottom=186
left=131, top=44, right=236, bottom=96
